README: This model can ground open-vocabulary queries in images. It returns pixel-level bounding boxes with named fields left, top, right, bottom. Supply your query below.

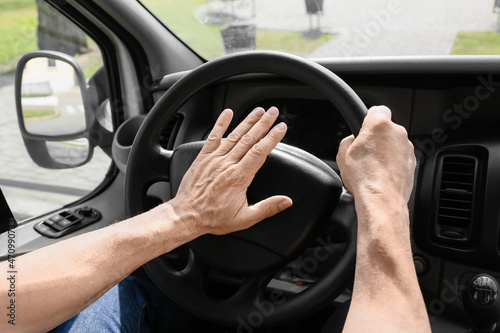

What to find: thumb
left=242, top=195, right=293, bottom=227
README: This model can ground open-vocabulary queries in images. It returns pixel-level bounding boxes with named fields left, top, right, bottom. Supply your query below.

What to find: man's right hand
left=336, top=105, right=416, bottom=205
left=338, top=109, right=431, bottom=333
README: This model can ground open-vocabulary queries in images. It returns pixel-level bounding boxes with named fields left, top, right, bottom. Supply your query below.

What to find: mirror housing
left=15, top=51, right=94, bottom=169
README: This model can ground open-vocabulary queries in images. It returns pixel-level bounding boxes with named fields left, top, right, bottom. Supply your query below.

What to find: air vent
left=159, top=114, right=183, bottom=150
left=435, top=155, right=479, bottom=243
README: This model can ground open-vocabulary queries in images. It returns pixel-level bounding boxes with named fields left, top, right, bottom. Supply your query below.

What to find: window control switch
left=35, top=207, right=101, bottom=238
left=57, top=217, right=81, bottom=229
left=49, top=214, right=64, bottom=223
left=43, top=219, right=60, bottom=230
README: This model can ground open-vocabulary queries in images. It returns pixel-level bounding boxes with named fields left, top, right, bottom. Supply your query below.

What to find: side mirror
left=15, top=51, right=94, bottom=169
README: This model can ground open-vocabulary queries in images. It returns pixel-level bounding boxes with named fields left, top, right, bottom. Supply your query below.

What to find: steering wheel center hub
left=169, top=141, right=343, bottom=275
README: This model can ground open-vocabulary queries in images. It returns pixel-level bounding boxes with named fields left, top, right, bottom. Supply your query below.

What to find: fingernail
left=252, top=108, right=264, bottom=117
left=266, top=107, right=278, bottom=117
left=279, top=199, right=292, bottom=211
left=275, top=122, right=287, bottom=131
left=221, top=109, right=232, bottom=118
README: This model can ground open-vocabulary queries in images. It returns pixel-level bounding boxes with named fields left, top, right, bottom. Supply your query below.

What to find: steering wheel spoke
left=329, top=190, right=357, bottom=238
left=151, top=147, right=173, bottom=181
left=228, top=274, right=274, bottom=306
left=176, top=250, right=209, bottom=294
left=125, top=145, right=173, bottom=214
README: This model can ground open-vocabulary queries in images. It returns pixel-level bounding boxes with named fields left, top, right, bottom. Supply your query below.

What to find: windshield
left=140, top=0, right=500, bottom=60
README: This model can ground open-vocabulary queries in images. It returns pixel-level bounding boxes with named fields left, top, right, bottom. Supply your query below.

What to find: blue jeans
left=57, top=276, right=208, bottom=332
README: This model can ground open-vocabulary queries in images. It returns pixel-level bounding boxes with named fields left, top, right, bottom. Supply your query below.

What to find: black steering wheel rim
left=125, top=50, right=366, bottom=328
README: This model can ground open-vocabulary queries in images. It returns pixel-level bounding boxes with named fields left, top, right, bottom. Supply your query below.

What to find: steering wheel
left=125, top=51, right=366, bottom=328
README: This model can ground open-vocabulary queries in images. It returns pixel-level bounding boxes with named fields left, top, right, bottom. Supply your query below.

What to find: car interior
left=2, top=0, right=500, bottom=331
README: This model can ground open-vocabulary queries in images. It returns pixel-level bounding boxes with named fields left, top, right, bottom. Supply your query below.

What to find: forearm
left=343, top=196, right=430, bottom=332
left=0, top=203, right=193, bottom=333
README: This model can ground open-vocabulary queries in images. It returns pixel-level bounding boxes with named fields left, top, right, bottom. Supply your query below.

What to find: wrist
left=129, top=202, right=201, bottom=256
left=354, top=194, right=411, bottom=254
left=354, top=191, right=408, bottom=220
left=161, top=199, right=204, bottom=240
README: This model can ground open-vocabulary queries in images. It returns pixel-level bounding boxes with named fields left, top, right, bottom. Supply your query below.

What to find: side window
left=0, top=0, right=111, bottom=222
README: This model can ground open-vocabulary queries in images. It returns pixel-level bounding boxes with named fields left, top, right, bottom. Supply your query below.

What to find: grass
left=23, top=109, right=57, bottom=119
left=21, top=93, right=50, bottom=98
left=0, top=0, right=37, bottom=74
left=0, top=0, right=103, bottom=77
left=451, top=31, right=500, bottom=55
left=0, top=0, right=35, bottom=10
left=141, top=0, right=225, bottom=59
left=140, top=0, right=333, bottom=59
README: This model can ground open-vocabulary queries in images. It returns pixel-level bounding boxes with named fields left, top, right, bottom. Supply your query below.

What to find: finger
left=217, top=107, right=265, bottom=155
left=239, top=195, right=293, bottom=227
left=229, top=106, right=281, bottom=161
left=200, top=109, right=233, bottom=154
left=238, top=121, right=287, bottom=176
left=362, top=105, right=392, bottom=128
left=336, top=135, right=354, bottom=163
left=367, top=105, right=392, bottom=119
